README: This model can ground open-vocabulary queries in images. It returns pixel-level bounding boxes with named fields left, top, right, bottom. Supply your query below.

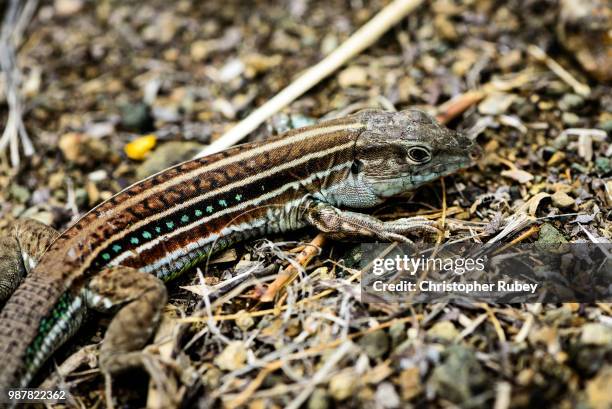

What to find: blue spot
left=112, top=244, right=122, bottom=253
left=155, top=226, right=161, bottom=233
left=142, top=231, right=152, bottom=239
left=102, top=253, right=111, bottom=261
left=166, top=221, right=174, bottom=229
left=181, top=214, right=189, bottom=223
left=130, top=237, right=139, bottom=245
left=235, top=194, right=242, bottom=201
left=206, top=205, right=214, bottom=213
left=195, top=209, right=203, bottom=217
left=219, top=199, right=227, bottom=207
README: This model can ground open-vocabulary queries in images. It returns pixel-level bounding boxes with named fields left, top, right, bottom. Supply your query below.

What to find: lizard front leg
left=86, top=266, right=167, bottom=406
left=303, top=200, right=439, bottom=243
left=0, top=219, right=60, bottom=303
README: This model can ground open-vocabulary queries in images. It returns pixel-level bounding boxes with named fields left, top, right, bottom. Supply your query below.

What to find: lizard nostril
left=469, top=146, right=482, bottom=161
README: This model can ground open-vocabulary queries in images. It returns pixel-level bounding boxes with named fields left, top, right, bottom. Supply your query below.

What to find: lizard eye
left=407, top=146, right=431, bottom=164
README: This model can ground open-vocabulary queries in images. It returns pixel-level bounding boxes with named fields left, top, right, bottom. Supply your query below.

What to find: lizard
left=0, top=109, right=480, bottom=400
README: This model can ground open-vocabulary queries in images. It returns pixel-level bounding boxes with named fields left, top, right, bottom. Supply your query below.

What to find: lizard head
left=352, top=109, right=480, bottom=199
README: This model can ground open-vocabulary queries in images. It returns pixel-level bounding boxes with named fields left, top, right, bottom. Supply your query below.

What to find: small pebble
left=559, top=93, right=585, bottom=110
left=120, top=103, right=153, bottom=132
left=338, top=66, right=368, bottom=88
left=551, top=191, right=575, bottom=208
left=88, top=169, right=108, bottom=182
left=581, top=323, right=612, bottom=346
left=375, top=382, right=400, bottom=408
left=190, top=40, right=210, bottom=61
left=54, top=0, right=83, bottom=16
left=328, top=371, right=356, bottom=401
left=358, top=330, right=389, bottom=359
left=562, top=112, right=580, bottom=126
left=10, top=185, right=31, bottom=204
left=536, top=223, right=568, bottom=245
left=595, top=157, right=611, bottom=174
left=427, top=321, right=459, bottom=341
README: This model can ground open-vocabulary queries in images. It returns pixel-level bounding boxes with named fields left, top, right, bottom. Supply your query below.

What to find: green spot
left=102, top=253, right=111, bottom=261
left=155, top=226, right=162, bottom=233
left=142, top=231, right=152, bottom=239
left=219, top=199, right=228, bottom=207
left=130, top=237, right=139, bottom=245
left=181, top=214, right=189, bottom=223
left=235, top=194, right=242, bottom=201
left=112, top=244, right=122, bottom=252
left=195, top=209, right=203, bottom=217
left=166, top=221, right=175, bottom=229
left=206, top=205, right=214, bottom=213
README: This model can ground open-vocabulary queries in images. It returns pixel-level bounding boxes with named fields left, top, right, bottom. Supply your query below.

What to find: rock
left=328, top=371, right=356, bottom=401
left=433, top=15, right=458, bottom=41
left=581, top=323, right=612, bottom=346
left=599, top=119, right=612, bottom=133
left=54, top=0, right=83, bottom=16
left=217, top=58, right=245, bottom=83
left=427, top=321, right=459, bottom=341
left=308, top=388, right=330, bottom=409
left=552, top=133, right=570, bottom=150
left=338, top=66, right=368, bottom=88
left=375, top=382, right=400, bottom=408
left=551, top=191, right=575, bottom=208
left=397, top=367, right=422, bottom=400
left=214, top=341, right=247, bottom=371
left=358, top=330, right=390, bottom=359
left=88, top=169, right=108, bottom=182
left=595, top=157, right=611, bottom=174
left=536, top=223, right=568, bottom=245
left=135, top=141, right=205, bottom=179
left=562, top=112, right=580, bottom=126
left=190, top=40, right=210, bottom=61
left=558, top=93, right=585, bottom=110
left=142, top=12, right=178, bottom=44
left=429, top=346, right=487, bottom=404
left=586, top=366, right=612, bottom=409
left=478, top=93, right=516, bottom=115
left=120, top=103, right=153, bottom=132
left=10, top=184, right=30, bottom=204
left=244, top=53, right=282, bottom=77
left=59, top=132, right=112, bottom=165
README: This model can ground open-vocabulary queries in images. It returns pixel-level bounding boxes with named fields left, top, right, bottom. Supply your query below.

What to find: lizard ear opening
left=351, top=159, right=363, bottom=175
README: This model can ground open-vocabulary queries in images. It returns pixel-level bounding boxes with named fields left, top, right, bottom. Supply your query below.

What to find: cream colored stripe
left=121, top=165, right=349, bottom=272
left=91, top=123, right=363, bottom=221
left=91, top=143, right=355, bottom=270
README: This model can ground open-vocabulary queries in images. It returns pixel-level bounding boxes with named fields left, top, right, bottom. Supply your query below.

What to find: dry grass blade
left=0, top=0, right=37, bottom=167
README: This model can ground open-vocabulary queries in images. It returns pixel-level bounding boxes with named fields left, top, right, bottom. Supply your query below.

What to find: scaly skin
left=0, top=109, right=479, bottom=396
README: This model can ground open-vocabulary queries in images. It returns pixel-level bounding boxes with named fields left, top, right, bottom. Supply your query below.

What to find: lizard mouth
left=414, top=159, right=472, bottom=177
